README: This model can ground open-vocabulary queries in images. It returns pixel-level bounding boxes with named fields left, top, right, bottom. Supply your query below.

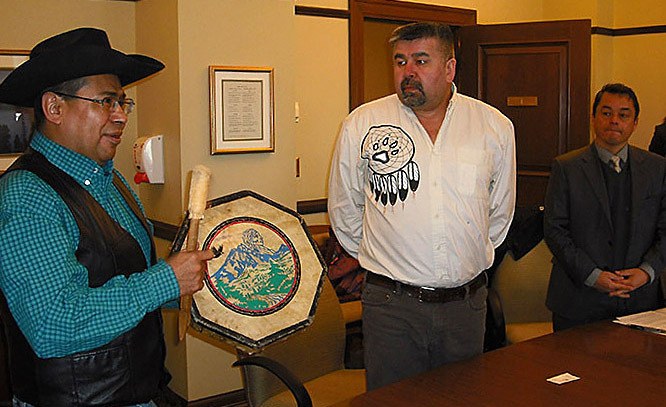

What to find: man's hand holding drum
left=168, top=249, right=215, bottom=296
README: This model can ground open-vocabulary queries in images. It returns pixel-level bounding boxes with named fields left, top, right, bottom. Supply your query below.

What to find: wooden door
left=456, top=20, right=591, bottom=207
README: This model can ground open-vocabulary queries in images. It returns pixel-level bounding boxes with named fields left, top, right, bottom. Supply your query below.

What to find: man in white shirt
left=328, top=22, right=516, bottom=390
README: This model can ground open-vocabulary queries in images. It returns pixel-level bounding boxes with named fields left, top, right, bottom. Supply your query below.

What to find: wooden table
left=334, top=322, right=666, bottom=406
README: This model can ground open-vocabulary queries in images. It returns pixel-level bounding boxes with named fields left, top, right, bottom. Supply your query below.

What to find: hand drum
left=172, top=190, right=326, bottom=349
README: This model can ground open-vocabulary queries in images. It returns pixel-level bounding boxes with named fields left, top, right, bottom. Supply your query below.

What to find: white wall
left=294, top=14, right=349, bottom=225
left=177, top=0, right=297, bottom=210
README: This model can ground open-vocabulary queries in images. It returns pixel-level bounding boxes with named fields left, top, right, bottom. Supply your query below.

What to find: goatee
left=400, top=78, right=426, bottom=107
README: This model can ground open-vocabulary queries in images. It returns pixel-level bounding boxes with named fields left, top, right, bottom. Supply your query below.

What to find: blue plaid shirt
left=0, top=132, right=179, bottom=358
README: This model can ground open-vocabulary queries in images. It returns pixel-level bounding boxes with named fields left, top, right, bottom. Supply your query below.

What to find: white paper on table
left=614, top=307, right=666, bottom=334
left=547, top=372, right=580, bottom=385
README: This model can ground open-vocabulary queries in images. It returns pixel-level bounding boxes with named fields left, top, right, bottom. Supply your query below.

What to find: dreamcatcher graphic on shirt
left=360, top=125, right=420, bottom=206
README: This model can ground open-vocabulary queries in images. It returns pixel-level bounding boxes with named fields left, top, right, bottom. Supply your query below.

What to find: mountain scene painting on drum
left=208, top=226, right=299, bottom=315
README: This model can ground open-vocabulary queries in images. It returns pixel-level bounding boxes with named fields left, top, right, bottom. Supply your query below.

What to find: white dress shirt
left=328, top=85, right=516, bottom=287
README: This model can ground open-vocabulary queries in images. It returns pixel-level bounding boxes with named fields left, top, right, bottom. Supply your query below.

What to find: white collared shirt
left=328, top=85, right=516, bottom=287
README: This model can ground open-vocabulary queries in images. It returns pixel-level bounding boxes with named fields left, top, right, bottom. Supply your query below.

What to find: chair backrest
left=492, top=240, right=552, bottom=324
left=238, top=278, right=346, bottom=406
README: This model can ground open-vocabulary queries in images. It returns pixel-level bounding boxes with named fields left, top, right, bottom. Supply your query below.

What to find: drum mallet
left=179, top=165, right=211, bottom=341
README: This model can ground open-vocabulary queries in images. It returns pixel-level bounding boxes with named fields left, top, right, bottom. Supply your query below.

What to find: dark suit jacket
left=544, top=144, right=666, bottom=321
left=649, top=122, right=666, bottom=157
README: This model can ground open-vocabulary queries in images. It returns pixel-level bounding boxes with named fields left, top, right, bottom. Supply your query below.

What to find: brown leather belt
left=365, top=271, right=487, bottom=303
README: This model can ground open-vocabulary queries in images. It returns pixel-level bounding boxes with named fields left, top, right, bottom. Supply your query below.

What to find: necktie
left=609, top=155, right=621, bottom=173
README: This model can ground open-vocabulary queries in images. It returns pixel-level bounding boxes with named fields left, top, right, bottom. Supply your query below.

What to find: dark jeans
left=361, top=279, right=487, bottom=390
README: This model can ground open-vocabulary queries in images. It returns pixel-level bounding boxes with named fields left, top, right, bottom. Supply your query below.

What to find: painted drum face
left=203, top=217, right=300, bottom=316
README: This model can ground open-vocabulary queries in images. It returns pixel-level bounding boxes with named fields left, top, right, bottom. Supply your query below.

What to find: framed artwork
left=0, top=50, right=31, bottom=172
left=209, top=66, right=274, bottom=154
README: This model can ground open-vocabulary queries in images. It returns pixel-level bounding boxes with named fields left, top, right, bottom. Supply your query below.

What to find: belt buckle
left=418, top=286, right=438, bottom=303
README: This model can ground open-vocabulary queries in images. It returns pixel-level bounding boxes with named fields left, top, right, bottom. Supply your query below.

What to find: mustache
left=400, top=77, right=424, bottom=94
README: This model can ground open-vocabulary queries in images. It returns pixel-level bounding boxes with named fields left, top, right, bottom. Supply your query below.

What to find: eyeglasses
left=54, top=92, right=135, bottom=114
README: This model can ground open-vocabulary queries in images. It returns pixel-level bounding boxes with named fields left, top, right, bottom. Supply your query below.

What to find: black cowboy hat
left=0, top=27, right=164, bottom=107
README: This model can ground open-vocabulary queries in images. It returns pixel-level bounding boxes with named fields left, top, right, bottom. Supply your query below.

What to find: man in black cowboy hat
left=0, top=28, right=213, bottom=406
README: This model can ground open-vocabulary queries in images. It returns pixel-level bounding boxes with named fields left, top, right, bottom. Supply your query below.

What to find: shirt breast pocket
left=457, top=148, right=490, bottom=197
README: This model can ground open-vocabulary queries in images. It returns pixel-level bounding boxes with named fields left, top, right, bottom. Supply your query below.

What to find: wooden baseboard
left=151, top=218, right=180, bottom=241
left=296, top=198, right=327, bottom=215
left=159, top=387, right=246, bottom=407
left=188, top=389, right=246, bottom=406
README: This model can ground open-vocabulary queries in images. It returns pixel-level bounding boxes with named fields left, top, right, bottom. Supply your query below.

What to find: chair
left=307, top=224, right=364, bottom=369
left=235, top=277, right=366, bottom=407
left=491, top=240, right=553, bottom=344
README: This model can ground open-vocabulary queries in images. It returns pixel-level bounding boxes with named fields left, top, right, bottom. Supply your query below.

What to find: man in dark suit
left=544, top=83, right=666, bottom=331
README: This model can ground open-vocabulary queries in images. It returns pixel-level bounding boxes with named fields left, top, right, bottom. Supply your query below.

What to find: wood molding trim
left=151, top=218, right=179, bottom=241
left=592, top=24, right=666, bottom=36
left=294, top=4, right=666, bottom=41
left=351, top=0, right=476, bottom=25
left=296, top=198, right=328, bottom=215
left=295, top=5, right=349, bottom=19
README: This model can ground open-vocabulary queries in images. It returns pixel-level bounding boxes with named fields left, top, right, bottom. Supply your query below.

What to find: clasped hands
left=594, top=268, right=649, bottom=298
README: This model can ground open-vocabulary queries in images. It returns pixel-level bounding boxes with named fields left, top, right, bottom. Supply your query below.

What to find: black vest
left=0, top=150, right=168, bottom=406
left=600, top=157, right=632, bottom=271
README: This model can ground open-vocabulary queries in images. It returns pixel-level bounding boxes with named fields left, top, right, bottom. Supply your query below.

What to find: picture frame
left=0, top=50, right=31, bottom=172
left=209, top=66, right=274, bottom=154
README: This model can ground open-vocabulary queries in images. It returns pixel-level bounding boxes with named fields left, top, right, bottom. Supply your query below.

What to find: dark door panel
left=456, top=20, right=591, bottom=206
